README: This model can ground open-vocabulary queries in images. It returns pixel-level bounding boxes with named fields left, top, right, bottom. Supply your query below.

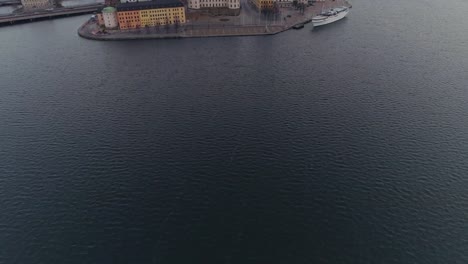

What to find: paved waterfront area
left=78, top=0, right=351, bottom=40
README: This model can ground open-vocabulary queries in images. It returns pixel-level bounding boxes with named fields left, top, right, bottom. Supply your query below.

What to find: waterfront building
left=97, top=13, right=105, bottom=26
left=116, top=0, right=186, bottom=30
left=102, top=6, right=119, bottom=29
left=188, top=0, right=240, bottom=10
left=252, top=0, right=275, bottom=11
left=116, top=9, right=141, bottom=29
left=20, top=0, right=51, bottom=10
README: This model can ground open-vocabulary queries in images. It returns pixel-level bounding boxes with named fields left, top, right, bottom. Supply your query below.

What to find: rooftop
left=102, top=6, right=117, bottom=13
left=116, top=0, right=184, bottom=11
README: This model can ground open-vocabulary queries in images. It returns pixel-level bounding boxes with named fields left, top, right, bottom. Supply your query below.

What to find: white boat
left=312, top=6, right=349, bottom=27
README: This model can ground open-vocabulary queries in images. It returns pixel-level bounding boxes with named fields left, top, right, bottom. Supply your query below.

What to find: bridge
left=0, top=4, right=103, bottom=25
left=0, top=0, right=21, bottom=6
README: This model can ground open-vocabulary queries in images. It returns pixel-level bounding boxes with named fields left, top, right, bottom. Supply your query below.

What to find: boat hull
left=312, top=8, right=349, bottom=27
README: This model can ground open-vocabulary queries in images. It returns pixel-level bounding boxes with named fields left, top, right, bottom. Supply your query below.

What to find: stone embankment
left=78, top=21, right=288, bottom=41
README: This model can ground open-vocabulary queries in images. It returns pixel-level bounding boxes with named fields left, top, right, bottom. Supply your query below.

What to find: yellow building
left=116, top=0, right=186, bottom=30
left=21, top=0, right=51, bottom=10
left=253, top=0, right=275, bottom=11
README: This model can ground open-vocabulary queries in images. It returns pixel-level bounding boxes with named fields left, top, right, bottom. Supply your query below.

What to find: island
left=78, top=0, right=351, bottom=40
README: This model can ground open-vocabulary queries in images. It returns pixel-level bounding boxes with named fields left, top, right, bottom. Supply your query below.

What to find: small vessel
left=312, top=6, right=349, bottom=27
left=292, top=23, right=304, bottom=29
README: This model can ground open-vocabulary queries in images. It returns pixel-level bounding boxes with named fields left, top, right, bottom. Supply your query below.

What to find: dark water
left=1, top=0, right=468, bottom=263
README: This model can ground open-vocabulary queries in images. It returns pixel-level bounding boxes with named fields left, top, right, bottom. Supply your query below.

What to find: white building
left=21, top=0, right=51, bottom=10
left=188, top=0, right=240, bottom=10
left=102, top=7, right=118, bottom=29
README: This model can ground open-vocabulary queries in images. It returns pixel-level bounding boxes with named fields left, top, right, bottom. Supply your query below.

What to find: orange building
left=117, top=10, right=141, bottom=29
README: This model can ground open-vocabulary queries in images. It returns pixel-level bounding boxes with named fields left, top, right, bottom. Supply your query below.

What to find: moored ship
left=312, top=6, right=349, bottom=27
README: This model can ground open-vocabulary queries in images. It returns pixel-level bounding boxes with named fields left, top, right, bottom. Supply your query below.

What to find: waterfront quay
left=78, top=0, right=351, bottom=40
left=0, top=4, right=103, bottom=25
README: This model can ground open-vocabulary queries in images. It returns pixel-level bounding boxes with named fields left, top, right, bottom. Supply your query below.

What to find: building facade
left=252, top=0, right=275, bottom=11
left=188, top=0, right=240, bottom=10
left=140, top=7, right=185, bottom=27
left=116, top=0, right=186, bottom=30
left=102, top=6, right=119, bottom=29
left=97, top=13, right=105, bottom=26
left=21, top=0, right=51, bottom=10
left=117, top=10, right=141, bottom=29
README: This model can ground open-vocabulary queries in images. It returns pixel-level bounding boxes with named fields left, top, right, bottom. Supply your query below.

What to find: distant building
left=119, top=0, right=151, bottom=3
left=102, top=6, right=119, bottom=29
left=116, top=0, right=186, bottom=30
left=188, top=0, right=240, bottom=10
left=21, top=0, right=52, bottom=10
left=105, top=0, right=120, bottom=6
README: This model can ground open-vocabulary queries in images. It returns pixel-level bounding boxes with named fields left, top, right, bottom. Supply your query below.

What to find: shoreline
left=77, top=21, right=290, bottom=41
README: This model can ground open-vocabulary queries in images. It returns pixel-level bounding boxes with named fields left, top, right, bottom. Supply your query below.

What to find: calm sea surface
left=1, top=0, right=468, bottom=263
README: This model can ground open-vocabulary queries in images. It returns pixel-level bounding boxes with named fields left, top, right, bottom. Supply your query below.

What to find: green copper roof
left=102, top=7, right=116, bottom=13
